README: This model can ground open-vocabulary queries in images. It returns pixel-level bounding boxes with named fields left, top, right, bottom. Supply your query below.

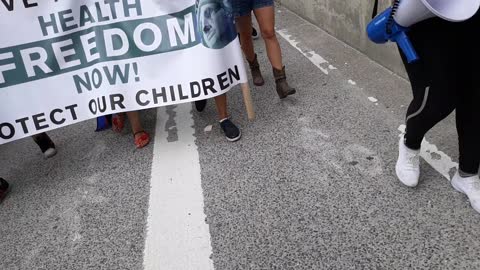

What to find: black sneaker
left=220, top=119, right=241, bottom=142
left=0, top=178, right=10, bottom=204
left=252, top=27, right=259, bottom=40
left=195, top=100, right=207, bottom=112
left=32, top=133, right=57, bottom=159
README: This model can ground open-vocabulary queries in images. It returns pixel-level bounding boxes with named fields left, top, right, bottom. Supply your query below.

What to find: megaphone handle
left=395, top=31, right=419, bottom=63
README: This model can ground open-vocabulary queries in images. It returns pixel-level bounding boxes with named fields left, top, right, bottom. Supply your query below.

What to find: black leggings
left=400, top=14, right=480, bottom=174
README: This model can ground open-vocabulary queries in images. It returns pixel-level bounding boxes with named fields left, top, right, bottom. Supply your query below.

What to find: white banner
left=0, top=0, right=247, bottom=145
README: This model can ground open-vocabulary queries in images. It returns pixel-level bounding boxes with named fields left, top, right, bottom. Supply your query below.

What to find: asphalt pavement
left=1, top=4, right=479, bottom=270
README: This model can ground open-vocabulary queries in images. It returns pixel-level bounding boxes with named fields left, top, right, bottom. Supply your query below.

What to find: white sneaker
left=44, top=148, right=57, bottom=159
left=451, top=172, right=480, bottom=214
left=395, top=135, right=420, bottom=187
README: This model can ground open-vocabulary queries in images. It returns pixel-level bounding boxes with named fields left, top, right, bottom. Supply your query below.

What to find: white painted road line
left=398, top=125, right=458, bottom=180
left=143, top=104, right=214, bottom=270
left=277, top=28, right=333, bottom=75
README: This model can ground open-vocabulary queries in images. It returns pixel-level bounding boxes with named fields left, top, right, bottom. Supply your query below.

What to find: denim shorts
left=232, top=0, right=274, bottom=17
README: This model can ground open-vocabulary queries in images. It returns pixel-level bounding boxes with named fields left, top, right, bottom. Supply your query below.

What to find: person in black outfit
left=395, top=11, right=480, bottom=213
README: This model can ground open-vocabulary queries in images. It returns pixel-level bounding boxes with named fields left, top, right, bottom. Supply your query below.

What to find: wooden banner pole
left=241, top=82, right=255, bottom=121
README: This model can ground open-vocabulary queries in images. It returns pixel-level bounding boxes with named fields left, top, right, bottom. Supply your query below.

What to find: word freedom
left=0, top=4, right=197, bottom=88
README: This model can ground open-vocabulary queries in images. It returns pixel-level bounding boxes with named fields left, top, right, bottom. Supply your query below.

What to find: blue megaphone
left=367, top=0, right=480, bottom=63
left=367, top=6, right=418, bottom=63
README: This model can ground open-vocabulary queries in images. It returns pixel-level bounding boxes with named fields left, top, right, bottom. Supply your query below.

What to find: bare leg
left=254, top=6, right=283, bottom=69
left=255, top=6, right=295, bottom=98
left=127, top=111, right=150, bottom=148
left=127, top=111, right=143, bottom=134
left=237, top=13, right=265, bottom=86
left=236, top=15, right=255, bottom=62
left=214, top=95, right=228, bottom=120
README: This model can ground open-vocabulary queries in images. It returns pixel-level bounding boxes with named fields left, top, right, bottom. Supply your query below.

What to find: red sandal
left=134, top=131, right=150, bottom=149
left=112, top=113, right=126, bottom=133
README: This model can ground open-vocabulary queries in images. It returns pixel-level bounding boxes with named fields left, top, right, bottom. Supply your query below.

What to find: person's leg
left=236, top=15, right=255, bottom=61
left=127, top=111, right=143, bottom=134
left=213, top=95, right=228, bottom=120
left=236, top=14, right=265, bottom=86
left=32, top=132, right=57, bottom=158
left=403, top=18, right=473, bottom=151
left=451, top=80, right=480, bottom=214
left=404, top=84, right=456, bottom=150
left=450, top=13, right=480, bottom=214
left=455, top=15, right=480, bottom=176
left=395, top=18, right=457, bottom=187
left=214, top=95, right=241, bottom=142
left=451, top=89, right=480, bottom=213
left=455, top=85, right=480, bottom=176
left=112, top=113, right=126, bottom=133
left=254, top=4, right=296, bottom=98
left=395, top=75, right=456, bottom=187
left=253, top=6, right=282, bottom=69
left=126, top=111, right=150, bottom=148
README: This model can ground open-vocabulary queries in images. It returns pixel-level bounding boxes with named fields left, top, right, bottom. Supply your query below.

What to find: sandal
left=134, top=131, right=150, bottom=149
left=112, top=113, right=126, bottom=133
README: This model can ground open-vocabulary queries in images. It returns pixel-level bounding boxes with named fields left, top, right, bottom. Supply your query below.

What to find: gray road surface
left=1, top=5, right=479, bottom=270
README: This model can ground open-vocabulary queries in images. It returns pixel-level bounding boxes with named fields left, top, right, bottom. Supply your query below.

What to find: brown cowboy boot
left=247, top=54, right=265, bottom=86
left=273, top=66, right=296, bottom=99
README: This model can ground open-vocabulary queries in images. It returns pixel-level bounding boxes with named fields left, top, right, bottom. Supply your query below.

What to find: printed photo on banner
left=196, top=0, right=237, bottom=49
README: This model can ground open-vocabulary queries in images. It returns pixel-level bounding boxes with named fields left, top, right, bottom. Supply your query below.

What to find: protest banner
left=0, top=0, right=252, bottom=145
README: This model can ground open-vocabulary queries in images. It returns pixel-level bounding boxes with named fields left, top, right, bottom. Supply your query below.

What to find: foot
left=395, top=135, right=420, bottom=187
left=112, top=113, right=126, bottom=133
left=33, top=133, right=57, bottom=159
left=134, top=131, right=150, bottom=149
left=195, top=100, right=207, bottom=112
left=219, top=118, right=241, bottom=142
left=0, top=178, right=10, bottom=204
left=273, top=66, right=296, bottom=99
left=451, top=172, right=480, bottom=214
left=252, top=27, right=259, bottom=40
left=248, top=54, right=265, bottom=86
